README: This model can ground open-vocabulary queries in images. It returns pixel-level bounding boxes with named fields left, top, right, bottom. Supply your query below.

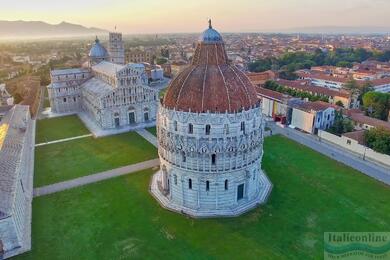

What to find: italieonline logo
left=324, top=232, right=390, bottom=260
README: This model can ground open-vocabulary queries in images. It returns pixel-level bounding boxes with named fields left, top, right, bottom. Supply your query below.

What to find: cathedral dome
left=162, top=20, right=258, bottom=113
left=89, top=37, right=108, bottom=58
left=200, top=20, right=223, bottom=43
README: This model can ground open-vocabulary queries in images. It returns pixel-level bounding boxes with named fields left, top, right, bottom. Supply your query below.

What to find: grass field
left=146, top=126, right=157, bottom=136
left=36, top=115, right=90, bottom=143
left=34, top=132, right=158, bottom=187
left=20, top=135, right=390, bottom=259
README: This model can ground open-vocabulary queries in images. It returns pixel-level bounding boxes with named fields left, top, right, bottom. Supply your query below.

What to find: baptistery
left=150, top=20, right=272, bottom=217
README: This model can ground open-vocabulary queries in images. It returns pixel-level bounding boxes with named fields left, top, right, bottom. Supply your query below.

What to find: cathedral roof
left=92, top=61, right=125, bottom=77
left=162, top=20, right=258, bottom=113
left=0, top=105, right=30, bottom=218
left=88, top=37, right=109, bottom=58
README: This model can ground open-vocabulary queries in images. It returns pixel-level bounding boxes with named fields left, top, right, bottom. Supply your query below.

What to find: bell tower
left=108, top=31, right=125, bottom=65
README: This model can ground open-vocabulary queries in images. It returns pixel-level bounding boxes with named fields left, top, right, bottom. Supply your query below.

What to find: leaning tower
left=150, top=20, right=272, bottom=218
left=108, top=32, right=125, bottom=64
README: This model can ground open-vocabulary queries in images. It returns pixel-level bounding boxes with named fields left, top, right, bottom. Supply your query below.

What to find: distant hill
left=281, top=26, right=390, bottom=35
left=0, top=20, right=107, bottom=39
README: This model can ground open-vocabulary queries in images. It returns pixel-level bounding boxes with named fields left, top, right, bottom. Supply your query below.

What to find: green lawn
left=36, top=115, right=90, bottom=143
left=34, top=132, right=157, bottom=187
left=146, top=126, right=157, bottom=136
left=20, top=135, right=389, bottom=259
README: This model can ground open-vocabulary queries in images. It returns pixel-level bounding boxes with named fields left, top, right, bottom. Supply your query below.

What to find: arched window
left=241, top=122, right=245, bottom=132
left=206, top=181, right=210, bottom=191
left=182, top=152, right=186, bottom=162
left=211, top=154, right=216, bottom=165
left=174, top=174, right=177, bottom=185
left=205, top=124, right=211, bottom=135
left=224, top=179, right=228, bottom=190
left=174, top=121, right=178, bottom=131
left=188, top=123, right=193, bottom=134
left=188, top=178, right=192, bottom=189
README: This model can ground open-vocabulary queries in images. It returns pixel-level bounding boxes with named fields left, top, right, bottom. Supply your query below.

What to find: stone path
left=33, top=159, right=160, bottom=197
left=35, top=134, right=93, bottom=147
left=268, top=122, right=390, bottom=186
left=136, top=129, right=158, bottom=147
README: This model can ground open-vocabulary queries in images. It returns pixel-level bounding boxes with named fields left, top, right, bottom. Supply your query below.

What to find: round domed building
left=150, top=20, right=272, bottom=217
left=88, top=36, right=109, bottom=65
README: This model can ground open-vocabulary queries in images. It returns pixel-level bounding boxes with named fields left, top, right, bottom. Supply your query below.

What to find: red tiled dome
left=162, top=22, right=258, bottom=113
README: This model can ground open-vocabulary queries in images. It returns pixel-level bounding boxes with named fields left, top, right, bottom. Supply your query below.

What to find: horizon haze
left=1, top=0, right=390, bottom=34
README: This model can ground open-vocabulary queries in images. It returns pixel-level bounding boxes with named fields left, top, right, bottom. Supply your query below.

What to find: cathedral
left=150, top=21, right=272, bottom=217
left=48, top=32, right=159, bottom=130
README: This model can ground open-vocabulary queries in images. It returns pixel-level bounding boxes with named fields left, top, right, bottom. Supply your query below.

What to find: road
left=33, top=159, right=160, bottom=197
left=268, top=122, right=390, bottom=186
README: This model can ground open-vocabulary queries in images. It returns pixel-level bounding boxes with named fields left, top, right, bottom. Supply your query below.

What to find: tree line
left=248, top=48, right=390, bottom=79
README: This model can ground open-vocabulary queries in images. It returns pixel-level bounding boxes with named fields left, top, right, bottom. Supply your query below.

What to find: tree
left=335, top=100, right=344, bottom=108
left=362, top=91, right=390, bottom=120
left=357, top=82, right=374, bottom=105
left=364, top=127, right=390, bottom=155
left=248, top=58, right=272, bottom=72
left=344, top=79, right=359, bottom=91
left=328, top=111, right=354, bottom=135
left=156, top=57, right=168, bottom=65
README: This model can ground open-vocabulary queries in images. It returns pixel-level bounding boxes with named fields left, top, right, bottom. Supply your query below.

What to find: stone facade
left=47, top=32, right=159, bottom=131
left=48, top=62, right=159, bottom=130
left=151, top=105, right=272, bottom=217
left=0, top=105, right=35, bottom=259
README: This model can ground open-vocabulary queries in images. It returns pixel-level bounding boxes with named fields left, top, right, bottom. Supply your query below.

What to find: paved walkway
left=35, top=134, right=93, bottom=147
left=136, top=129, right=158, bottom=147
left=268, top=123, right=390, bottom=185
left=33, top=159, right=160, bottom=197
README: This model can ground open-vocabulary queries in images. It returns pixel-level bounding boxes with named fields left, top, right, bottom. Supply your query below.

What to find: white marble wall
left=155, top=105, right=268, bottom=214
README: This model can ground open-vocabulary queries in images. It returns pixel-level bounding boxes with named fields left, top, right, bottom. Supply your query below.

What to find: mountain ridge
left=0, top=20, right=108, bottom=39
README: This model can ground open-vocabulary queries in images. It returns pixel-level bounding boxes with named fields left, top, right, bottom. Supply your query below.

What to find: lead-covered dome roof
left=200, top=20, right=223, bottom=43
left=88, top=37, right=108, bottom=58
left=163, top=20, right=258, bottom=113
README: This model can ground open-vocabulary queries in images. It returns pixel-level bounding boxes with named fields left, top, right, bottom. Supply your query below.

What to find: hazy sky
left=1, top=0, right=390, bottom=33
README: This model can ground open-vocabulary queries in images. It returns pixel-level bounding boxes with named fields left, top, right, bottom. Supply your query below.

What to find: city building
left=150, top=20, right=272, bottom=218
left=346, top=110, right=390, bottom=132
left=275, top=79, right=358, bottom=108
left=297, top=70, right=349, bottom=89
left=290, top=101, right=336, bottom=134
left=126, top=49, right=154, bottom=64
left=371, top=78, right=390, bottom=93
left=48, top=33, right=159, bottom=131
left=246, top=71, right=276, bottom=86
left=0, top=105, right=34, bottom=259
left=257, top=87, right=300, bottom=124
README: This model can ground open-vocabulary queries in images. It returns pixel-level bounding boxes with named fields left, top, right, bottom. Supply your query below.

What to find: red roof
left=294, top=101, right=336, bottom=113
left=297, top=71, right=350, bottom=83
left=348, top=112, right=390, bottom=131
left=256, top=87, right=291, bottom=102
left=276, top=79, right=350, bottom=98
left=163, top=32, right=258, bottom=113
left=246, top=71, right=276, bottom=84
left=342, top=130, right=366, bottom=145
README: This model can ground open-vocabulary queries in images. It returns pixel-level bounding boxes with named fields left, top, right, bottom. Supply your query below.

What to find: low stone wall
left=318, top=130, right=390, bottom=168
